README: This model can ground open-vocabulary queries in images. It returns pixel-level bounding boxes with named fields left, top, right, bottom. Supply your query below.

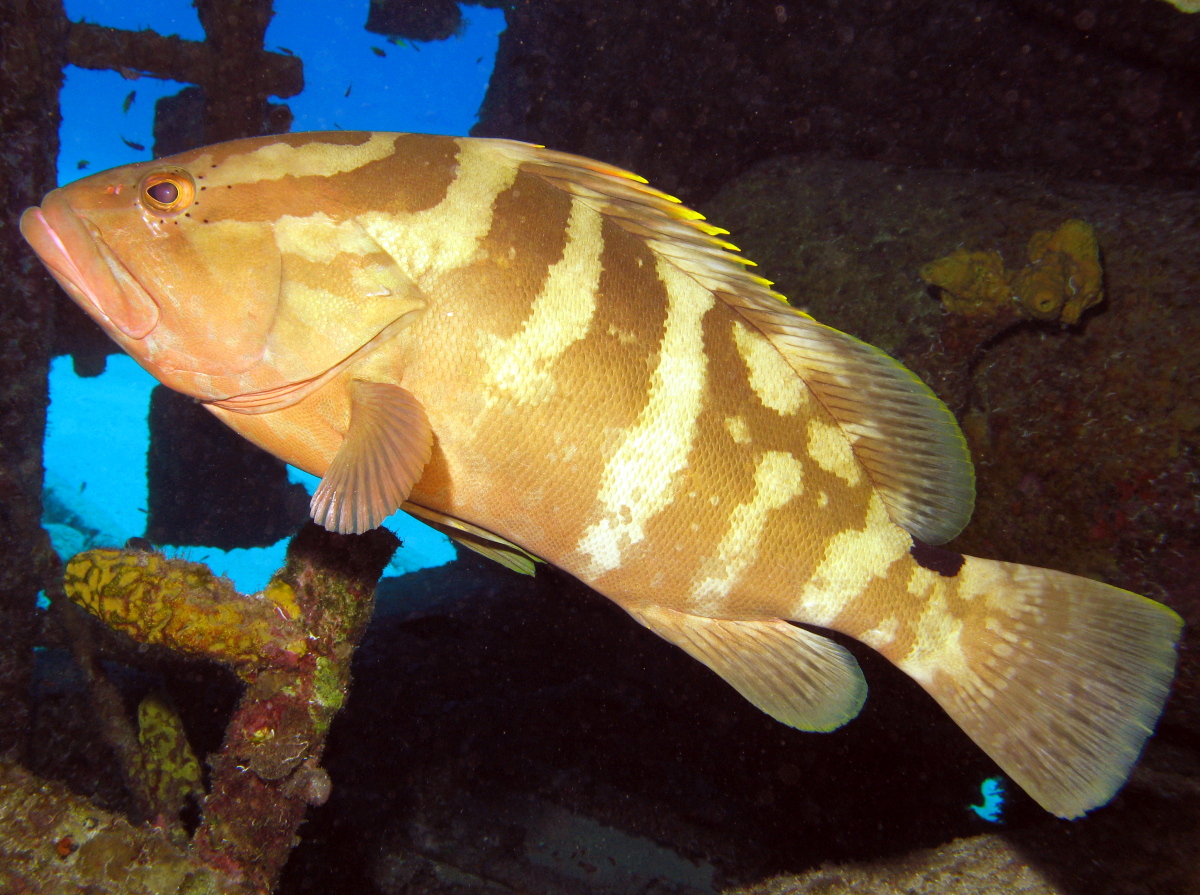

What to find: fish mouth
left=20, top=193, right=160, bottom=340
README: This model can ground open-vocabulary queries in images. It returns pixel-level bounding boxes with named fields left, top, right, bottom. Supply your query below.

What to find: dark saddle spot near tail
left=910, top=539, right=965, bottom=577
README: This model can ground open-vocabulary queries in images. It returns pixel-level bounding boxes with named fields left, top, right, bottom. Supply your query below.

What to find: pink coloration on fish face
left=21, top=197, right=161, bottom=340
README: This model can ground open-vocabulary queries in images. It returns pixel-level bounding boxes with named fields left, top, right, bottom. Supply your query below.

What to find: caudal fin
left=899, top=557, right=1181, bottom=819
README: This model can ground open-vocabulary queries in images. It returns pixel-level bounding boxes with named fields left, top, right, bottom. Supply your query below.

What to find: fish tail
left=892, top=555, right=1181, bottom=819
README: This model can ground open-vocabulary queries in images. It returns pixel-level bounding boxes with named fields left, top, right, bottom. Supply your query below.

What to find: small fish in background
left=19, top=131, right=1183, bottom=821
left=969, top=777, right=1006, bottom=823
left=119, top=136, right=145, bottom=152
left=122, top=90, right=136, bottom=114
left=276, top=46, right=294, bottom=56
left=371, top=45, right=387, bottom=57
left=76, top=160, right=89, bottom=170
left=345, top=84, right=353, bottom=98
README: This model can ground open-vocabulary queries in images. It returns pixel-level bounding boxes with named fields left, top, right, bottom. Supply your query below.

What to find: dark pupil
left=147, top=180, right=179, bottom=205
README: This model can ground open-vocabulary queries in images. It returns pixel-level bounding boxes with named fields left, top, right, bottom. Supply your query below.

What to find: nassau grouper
left=21, top=131, right=1182, bottom=819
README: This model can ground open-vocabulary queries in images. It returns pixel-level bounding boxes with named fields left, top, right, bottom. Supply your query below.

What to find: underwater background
left=1, top=0, right=1199, bottom=893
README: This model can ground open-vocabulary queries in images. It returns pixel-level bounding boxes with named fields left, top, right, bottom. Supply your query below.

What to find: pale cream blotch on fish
left=273, top=213, right=382, bottom=263
left=480, top=197, right=603, bottom=405
left=806, top=417, right=862, bottom=487
left=360, top=140, right=520, bottom=280
left=574, top=256, right=713, bottom=578
left=796, top=493, right=910, bottom=627
left=20, top=130, right=1182, bottom=821
left=689, top=450, right=806, bottom=614
left=724, top=416, right=752, bottom=444
left=733, top=321, right=810, bottom=415
left=197, top=131, right=399, bottom=187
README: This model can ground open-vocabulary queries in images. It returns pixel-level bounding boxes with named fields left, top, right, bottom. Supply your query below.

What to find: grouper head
left=20, top=133, right=426, bottom=406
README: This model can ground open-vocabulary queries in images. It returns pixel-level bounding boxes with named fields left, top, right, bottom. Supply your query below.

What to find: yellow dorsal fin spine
left=486, top=139, right=790, bottom=309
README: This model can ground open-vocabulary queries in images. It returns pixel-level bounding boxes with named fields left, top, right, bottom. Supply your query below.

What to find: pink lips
left=19, top=193, right=160, bottom=340
left=19, top=206, right=86, bottom=296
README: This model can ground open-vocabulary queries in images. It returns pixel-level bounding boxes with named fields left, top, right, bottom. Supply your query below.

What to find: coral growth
left=2, top=525, right=396, bottom=894
left=918, top=249, right=1013, bottom=318
left=920, top=219, right=1103, bottom=324
left=0, top=757, right=235, bottom=895
left=64, top=550, right=309, bottom=673
left=137, top=694, right=204, bottom=832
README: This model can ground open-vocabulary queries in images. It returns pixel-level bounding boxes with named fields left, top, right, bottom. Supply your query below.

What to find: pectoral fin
left=629, top=605, right=867, bottom=732
left=310, top=380, right=433, bottom=534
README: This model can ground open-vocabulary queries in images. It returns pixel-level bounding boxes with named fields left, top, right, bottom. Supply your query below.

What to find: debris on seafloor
left=1, top=524, right=397, bottom=895
left=0, top=756, right=231, bottom=895
left=725, top=833, right=1060, bottom=895
left=920, top=219, right=1103, bottom=324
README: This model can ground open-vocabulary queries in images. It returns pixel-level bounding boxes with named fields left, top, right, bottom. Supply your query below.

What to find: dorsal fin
left=724, top=300, right=975, bottom=544
left=488, top=139, right=788, bottom=307
left=490, top=140, right=974, bottom=544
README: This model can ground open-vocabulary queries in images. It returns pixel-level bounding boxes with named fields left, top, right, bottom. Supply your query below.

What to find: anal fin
left=310, top=380, right=433, bottom=535
left=629, top=606, right=867, bottom=732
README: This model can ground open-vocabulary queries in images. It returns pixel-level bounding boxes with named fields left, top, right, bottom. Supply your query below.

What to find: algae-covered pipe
left=56, top=524, right=397, bottom=893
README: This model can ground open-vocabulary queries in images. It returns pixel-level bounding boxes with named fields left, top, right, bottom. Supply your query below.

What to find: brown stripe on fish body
left=378, top=162, right=577, bottom=427
left=359, top=139, right=530, bottom=286
left=334, top=150, right=572, bottom=427
left=181, top=133, right=460, bottom=224
left=564, top=274, right=868, bottom=619
left=439, top=166, right=576, bottom=340
left=696, top=327, right=877, bottom=620
left=435, top=209, right=673, bottom=562
left=578, top=296, right=759, bottom=608
left=600, top=307, right=787, bottom=607
left=617, top=308, right=801, bottom=611
left=568, top=250, right=720, bottom=590
left=596, top=303, right=887, bottom=621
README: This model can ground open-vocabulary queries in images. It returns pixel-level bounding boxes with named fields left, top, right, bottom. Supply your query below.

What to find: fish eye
left=140, top=169, right=195, bottom=216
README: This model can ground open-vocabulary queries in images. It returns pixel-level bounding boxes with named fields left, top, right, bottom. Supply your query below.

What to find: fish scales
left=21, top=130, right=1182, bottom=821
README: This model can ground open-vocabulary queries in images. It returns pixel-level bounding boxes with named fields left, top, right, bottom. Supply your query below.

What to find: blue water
left=47, top=0, right=505, bottom=591
left=267, top=0, right=503, bottom=134
left=57, top=0, right=505, bottom=181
